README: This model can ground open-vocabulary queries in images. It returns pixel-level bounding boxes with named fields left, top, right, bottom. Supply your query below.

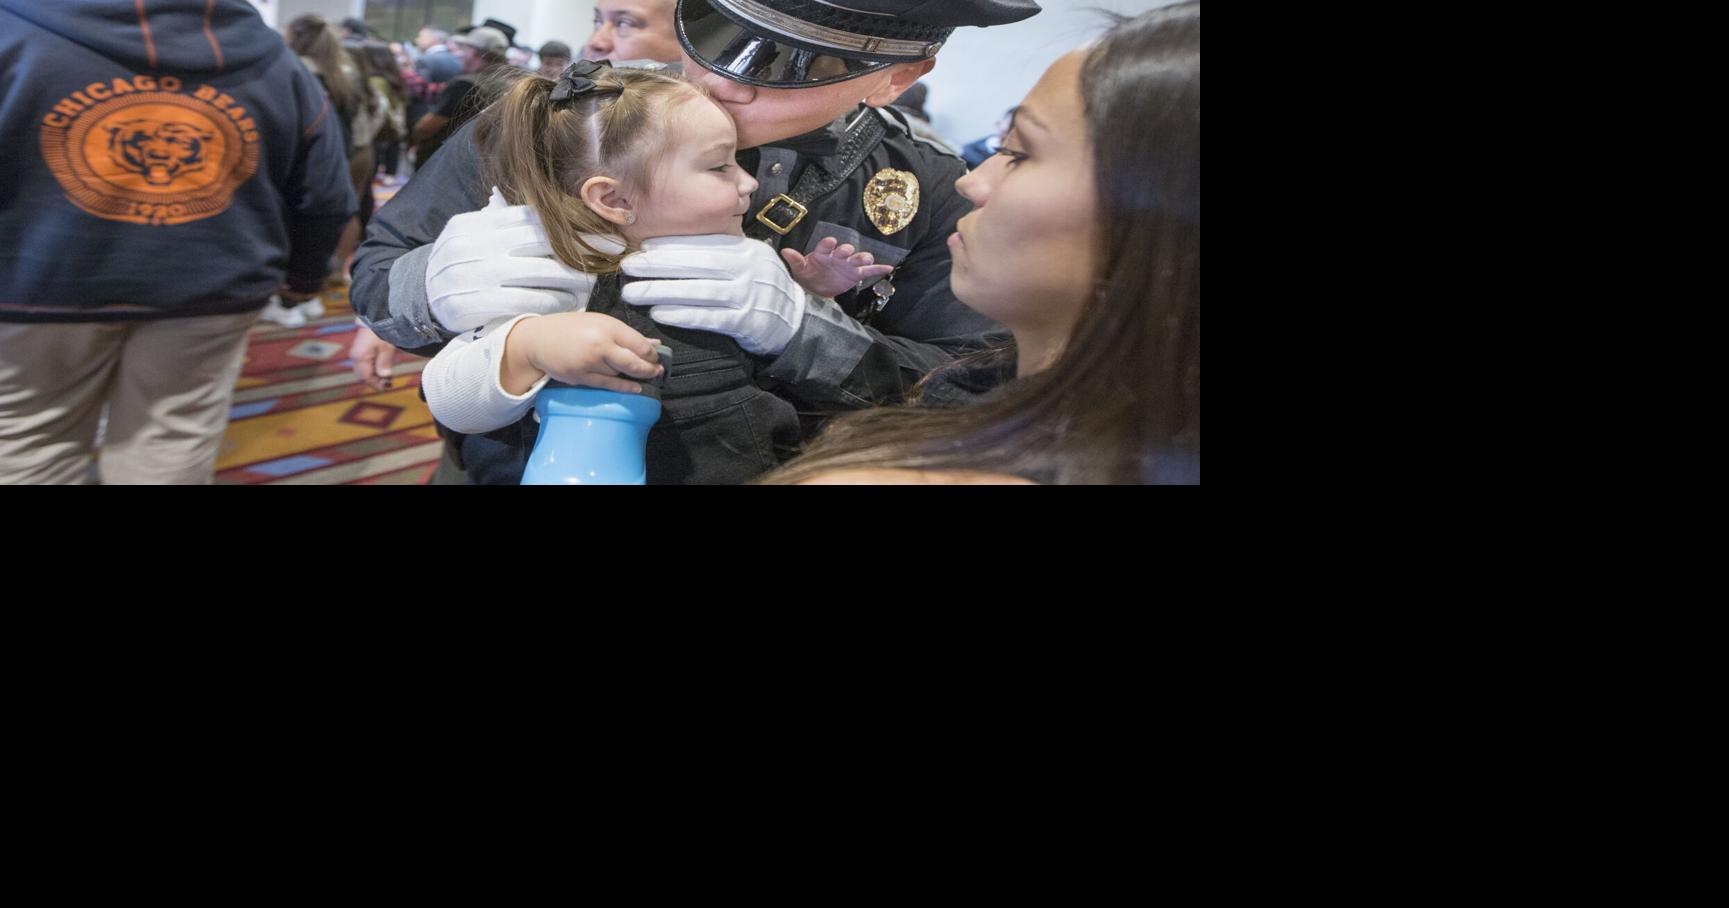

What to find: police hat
left=678, top=0, right=1041, bottom=89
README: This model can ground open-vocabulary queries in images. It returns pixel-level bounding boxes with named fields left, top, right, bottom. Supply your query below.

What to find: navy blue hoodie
left=0, top=0, right=355, bottom=321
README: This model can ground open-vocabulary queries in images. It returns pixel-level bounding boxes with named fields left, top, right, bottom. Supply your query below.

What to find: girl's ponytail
left=477, top=76, right=625, bottom=273
left=472, top=67, right=706, bottom=273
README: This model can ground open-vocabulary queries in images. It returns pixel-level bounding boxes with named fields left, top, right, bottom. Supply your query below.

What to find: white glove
left=619, top=234, right=809, bottom=357
left=424, top=188, right=624, bottom=333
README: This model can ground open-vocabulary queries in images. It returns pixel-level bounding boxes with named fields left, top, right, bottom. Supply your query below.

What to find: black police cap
left=825, top=1, right=1042, bottom=29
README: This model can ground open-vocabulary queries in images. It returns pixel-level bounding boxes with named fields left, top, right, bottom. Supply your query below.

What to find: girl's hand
left=781, top=237, right=896, bottom=299
left=502, top=313, right=663, bottom=396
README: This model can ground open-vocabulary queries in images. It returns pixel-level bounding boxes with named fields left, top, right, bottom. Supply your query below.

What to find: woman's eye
left=996, top=147, right=1028, bottom=168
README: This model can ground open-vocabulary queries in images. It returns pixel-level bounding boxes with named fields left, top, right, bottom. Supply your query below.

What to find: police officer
left=350, top=0, right=1041, bottom=482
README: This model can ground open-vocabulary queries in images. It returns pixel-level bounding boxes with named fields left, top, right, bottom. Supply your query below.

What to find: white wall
left=471, top=0, right=595, bottom=51
left=274, top=0, right=361, bottom=30
left=526, top=1, right=594, bottom=53
left=470, top=0, right=536, bottom=38
left=922, top=0, right=1179, bottom=147
left=247, top=0, right=277, bottom=29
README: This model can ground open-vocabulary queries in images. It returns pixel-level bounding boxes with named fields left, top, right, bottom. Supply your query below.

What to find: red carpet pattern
left=214, top=286, right=441, bottom=484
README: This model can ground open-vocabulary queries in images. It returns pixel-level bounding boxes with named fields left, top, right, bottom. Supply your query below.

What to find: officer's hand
left=349, top=324, right=399, bottom=391
left=425, top=187, right=622, bottom=334
left=620, top=234, right=809, bottom=357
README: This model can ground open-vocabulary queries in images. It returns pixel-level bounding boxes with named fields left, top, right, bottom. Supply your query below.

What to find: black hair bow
left=550, top=59, right=617, bottom=104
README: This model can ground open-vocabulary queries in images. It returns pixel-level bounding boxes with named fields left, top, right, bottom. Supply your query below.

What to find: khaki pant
left=0, top=310, right=260, bottom=484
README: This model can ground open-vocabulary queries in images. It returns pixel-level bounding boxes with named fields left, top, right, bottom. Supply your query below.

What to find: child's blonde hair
left=472, top=66, right=707, bottom=273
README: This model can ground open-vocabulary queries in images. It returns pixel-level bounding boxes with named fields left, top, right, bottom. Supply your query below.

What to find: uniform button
left=770, top=162, right=784, bottom=175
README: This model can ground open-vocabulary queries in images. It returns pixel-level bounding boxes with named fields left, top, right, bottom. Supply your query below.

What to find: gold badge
left=863, top=168, right=919, bottom=236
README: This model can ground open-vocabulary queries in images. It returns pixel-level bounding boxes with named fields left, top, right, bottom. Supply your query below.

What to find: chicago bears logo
left=40, top=77, right=259, bottom=226
left=106, top=119, right=216, bottom=186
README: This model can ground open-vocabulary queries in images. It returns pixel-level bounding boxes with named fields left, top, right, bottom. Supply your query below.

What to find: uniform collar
left=768, top=106, right=869, bottom=157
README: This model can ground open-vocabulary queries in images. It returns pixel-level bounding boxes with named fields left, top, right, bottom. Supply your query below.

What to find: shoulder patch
left=874, top=106, right=963, bottom=162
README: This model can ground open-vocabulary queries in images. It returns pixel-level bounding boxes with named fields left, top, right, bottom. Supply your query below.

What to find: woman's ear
left=578, top=175, right=637, bottom=226
left=862, top=59, right=935, bottom=108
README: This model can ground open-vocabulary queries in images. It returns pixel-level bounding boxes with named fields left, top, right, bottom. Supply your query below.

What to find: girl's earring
left=624, top=212, right=636, bottom=224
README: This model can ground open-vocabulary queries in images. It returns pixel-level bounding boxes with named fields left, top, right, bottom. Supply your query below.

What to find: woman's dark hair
left=766, top=2, right=1200, bottom=484
left=286, top=14, right=361, bottom=115
left=358, top=41, right=406, bottom=102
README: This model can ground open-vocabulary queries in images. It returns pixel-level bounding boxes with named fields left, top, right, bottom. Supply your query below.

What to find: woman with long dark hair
left=284, top=15, right=360, bottom=123
left=359, top=41, right=408, bottom=182
left=269, top=14, right=368, bottom=325
left=767, top=3, right=1200, bottom=485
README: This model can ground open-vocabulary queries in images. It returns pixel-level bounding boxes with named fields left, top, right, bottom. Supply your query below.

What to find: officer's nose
left=956, top=153, right=1003, bottom=208
left=585, top=23, right=613, bottom=59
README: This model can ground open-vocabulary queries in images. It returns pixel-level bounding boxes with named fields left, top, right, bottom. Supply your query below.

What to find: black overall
left=459, top=273, right=804, bottom=484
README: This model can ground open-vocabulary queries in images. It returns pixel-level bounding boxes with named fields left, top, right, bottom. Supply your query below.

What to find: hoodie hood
left=0, top=0, right=284, bottom=75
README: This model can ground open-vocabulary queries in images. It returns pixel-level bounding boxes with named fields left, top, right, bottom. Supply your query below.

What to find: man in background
left=0, top=0, right=354, bottom=483
left=409, top=25, right=510, bottom=166
left=536, top=40, right=572, bottom=78
left=583, top=0, right=679, bottom=63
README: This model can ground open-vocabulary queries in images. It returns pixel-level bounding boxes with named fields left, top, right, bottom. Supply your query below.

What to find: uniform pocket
left=806, top=221, right=910, bottom=267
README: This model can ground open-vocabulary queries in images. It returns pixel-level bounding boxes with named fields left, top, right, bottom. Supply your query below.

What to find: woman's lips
left=950, top=216, right=973, bottom=252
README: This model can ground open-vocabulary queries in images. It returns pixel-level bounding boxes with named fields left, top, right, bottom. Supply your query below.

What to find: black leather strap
left=745, top=111, right=887, bottom=248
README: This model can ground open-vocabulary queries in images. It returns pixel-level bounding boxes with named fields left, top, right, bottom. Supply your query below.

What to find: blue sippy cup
left=520, top=345, right=671, bottom=485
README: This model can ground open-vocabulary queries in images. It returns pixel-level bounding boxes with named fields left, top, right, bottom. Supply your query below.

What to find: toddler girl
left=420, top=61, right=888, bottom=482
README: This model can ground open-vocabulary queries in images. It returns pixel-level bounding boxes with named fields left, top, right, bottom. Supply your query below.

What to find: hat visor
left=677, top=0, right=894, bottom=89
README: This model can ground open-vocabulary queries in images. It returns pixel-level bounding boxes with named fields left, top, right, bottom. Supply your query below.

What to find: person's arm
left=414, top=78, right=470, bottom=144
left=280, top=68, right=358, bottom=295
left=349, top=122, right=490, bottom=355
left=774, top=145, right=1007, bottom=409
left=760, top=244, right=1003, bottom=412
left=348, top=325, right=399, bottom=390
left=410, top=111, right=449, bottom=146
left=421, top=312, right=661, bottom=433
left=419, top=315, right=546, bottom=434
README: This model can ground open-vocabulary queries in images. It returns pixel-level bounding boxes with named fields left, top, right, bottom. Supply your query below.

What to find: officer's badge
left=863, top=168, right=920, bottom=236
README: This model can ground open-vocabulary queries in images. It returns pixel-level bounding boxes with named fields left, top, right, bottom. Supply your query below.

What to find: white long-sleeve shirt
left=419, top=313, right=552, bottom=434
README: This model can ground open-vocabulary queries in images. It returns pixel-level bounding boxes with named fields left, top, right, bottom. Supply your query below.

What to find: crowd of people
left=0, top=0, right=1199, bottom=486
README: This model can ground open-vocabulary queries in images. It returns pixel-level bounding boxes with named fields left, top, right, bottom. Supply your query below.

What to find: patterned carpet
left=213, top=283, right=442, bottom=485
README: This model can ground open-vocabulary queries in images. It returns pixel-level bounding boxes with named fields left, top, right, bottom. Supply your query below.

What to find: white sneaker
left=260, top=296, right=308, bottom=328
left=295, top=298, right=326, bottom=320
